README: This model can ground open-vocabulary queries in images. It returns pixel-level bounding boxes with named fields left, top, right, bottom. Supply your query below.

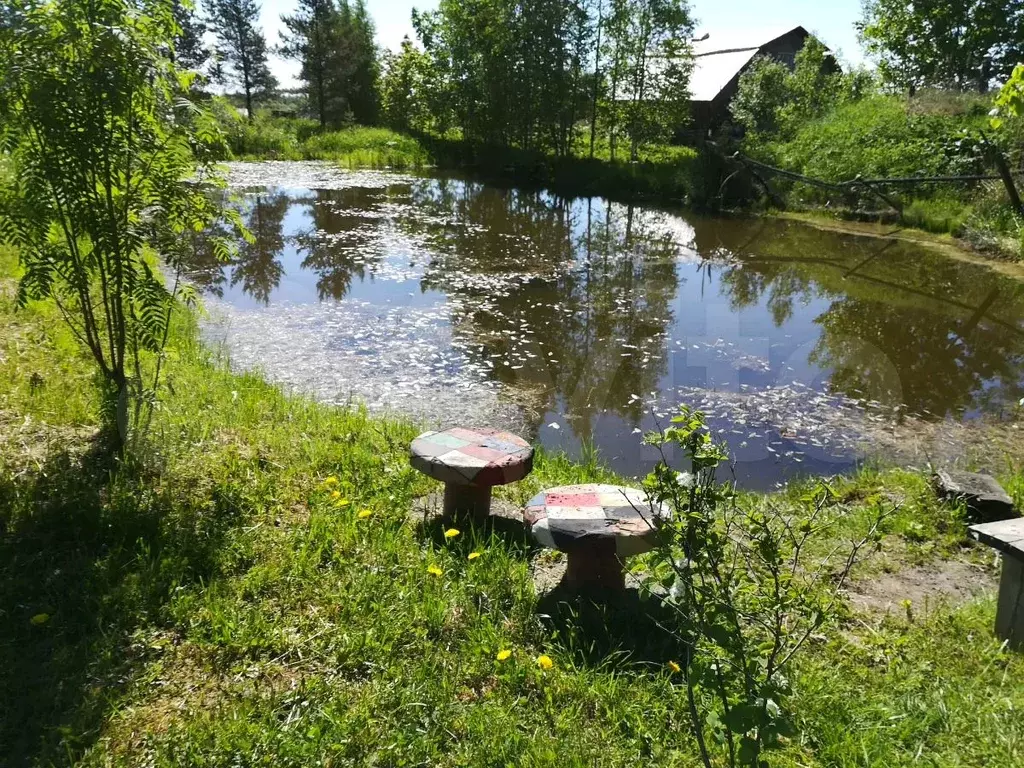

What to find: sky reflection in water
left=184, top=168, right=1024, bottom=489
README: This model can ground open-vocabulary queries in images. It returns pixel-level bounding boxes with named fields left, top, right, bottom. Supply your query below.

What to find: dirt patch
left=846, top=558, right=998, bottom=615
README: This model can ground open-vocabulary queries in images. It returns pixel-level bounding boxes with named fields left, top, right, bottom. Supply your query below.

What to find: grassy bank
left=3, top=243, right=1024, bottom=765
left=214, top=107, right=1023, bottom=263
left=213, top=109, right=747, bottom=208
left=220, top=113, right=432, bottom=170
left=743, top=93, right=1024, bottom=259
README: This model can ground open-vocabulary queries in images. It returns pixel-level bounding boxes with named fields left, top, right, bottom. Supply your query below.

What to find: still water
left=185, top=162, right=1024, bottom=489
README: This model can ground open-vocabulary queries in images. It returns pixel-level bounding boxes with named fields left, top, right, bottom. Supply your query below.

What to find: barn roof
left=689, top=26, right=811, bottom=102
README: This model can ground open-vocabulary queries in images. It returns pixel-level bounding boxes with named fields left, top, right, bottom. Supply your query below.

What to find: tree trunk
left=589, top=1, right=602, bottom=159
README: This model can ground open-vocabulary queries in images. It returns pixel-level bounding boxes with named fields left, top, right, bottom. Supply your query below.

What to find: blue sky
left=258, top=0, right=868, bottom=88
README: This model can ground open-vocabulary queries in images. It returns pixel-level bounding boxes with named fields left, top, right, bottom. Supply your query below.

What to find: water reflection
left=709, top=222, right=1024, bottom=417
left=233, top=192, right=289, bottom=305
left=181, top=170, right=1024, bottom=486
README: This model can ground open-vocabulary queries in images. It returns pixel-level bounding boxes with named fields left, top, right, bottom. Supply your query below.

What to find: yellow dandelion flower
left=536, top=654, right=553, bottom=670
left=323, top=476, right=339, bottom=487
left=467, top=551, right=482, bottom=560
left=30, top=613, right=50, bottom=626
left=444, top=528, right=460, bottom=539
left=330, top=490, right=341, bottom=499
left=496, top=649, right=512, bottom=661
left=357, top=509, right=373, bottom=519
left=667, top=660, right=681, bottom=674
left=427, top=565, right=443, bottom=577
left=335, top=498, right=351, bottom=507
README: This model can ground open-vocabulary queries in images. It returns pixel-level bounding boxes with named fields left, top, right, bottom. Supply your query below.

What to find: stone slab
left=969, top=518, right=1024, bottom=559
left=935, top=469, right=1016, bottom=522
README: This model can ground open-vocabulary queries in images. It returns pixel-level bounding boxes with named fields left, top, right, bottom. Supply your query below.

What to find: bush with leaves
left=642, top=406, right=894, bottom=767
left=731, top=38, right=855, bottom=143
left=991, top=64, right=1024, bottom=170
left=0, top=0, right=243, bottom=453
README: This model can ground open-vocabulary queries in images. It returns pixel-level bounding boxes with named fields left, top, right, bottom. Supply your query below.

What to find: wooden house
left=689, top=26, right=837, bottom=131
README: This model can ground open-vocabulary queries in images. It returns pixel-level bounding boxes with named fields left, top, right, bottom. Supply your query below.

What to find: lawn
left=2, top=242, right=1024, bottom=766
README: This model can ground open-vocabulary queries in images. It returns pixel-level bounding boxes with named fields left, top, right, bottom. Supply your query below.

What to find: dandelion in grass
left=330, top=490, right=341, bottom=500
left=324, top=476, right=339, bottom=487
left=496, top=649, right=512, bottom=662
left=335, top=498, right=351, bottom=507
left=444, top=528, right=460, bottom=540
left=357, top=508, right=373, bottom=519
left=427, top=565, right=443, bottom=577
left=536, top=654, right=553, bottom=670
left=467, top=551, right=482, bottom=560
left=667, top=660, right=681, bottom=674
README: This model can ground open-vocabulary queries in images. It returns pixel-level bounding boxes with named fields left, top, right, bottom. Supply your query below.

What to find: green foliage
left=732, top=39, right=865, bottom=141
left=858, top=0, right=1024, bottom=92
left=992, top=64, right=1024, bottom=128
left=779, top=96, right=988, bottom=184
left=643, top=406, right=893, bottom=767
left=278, top=0, right=380, bottom=128
left=409, top=0, right=693, bottom=160
left=210, top=108, right=430, bottom=167
left=279, top=0, right=346, bottom=128
left=991, top=64, right=1024, bottom=174
left=380, top=37, right=433, bottom=133
left=0, top=0, right=240, bottom=451
left=604, top=0, right=693, bottom=161
left=730, top=56, right=792, bottom=137
left=208, top=0, right=278, bottom=119
left=341, top=0, right=381, bottom=125
left=171, top=0, right=209, bottom=71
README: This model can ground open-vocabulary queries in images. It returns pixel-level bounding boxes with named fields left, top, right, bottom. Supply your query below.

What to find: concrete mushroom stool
left=969, top=518, right=1024, bottom=649
left=410, top=427, right=534, bottom=519
left=525, top=484, right=667, bottom=591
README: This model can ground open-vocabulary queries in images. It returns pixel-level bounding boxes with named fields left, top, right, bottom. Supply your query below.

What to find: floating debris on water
left=183, top=162, right=1024, bottom=489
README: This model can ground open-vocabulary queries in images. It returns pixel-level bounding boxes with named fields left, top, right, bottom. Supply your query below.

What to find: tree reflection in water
left=180, top=177, right=1024, bottom=458
left=415, top=180, right=682, bottom=442
left=230, top=192, right=290, bottom=305
left=295, top=188, right=386, bottom=301
left=705, top=219, right=1024, bottom=418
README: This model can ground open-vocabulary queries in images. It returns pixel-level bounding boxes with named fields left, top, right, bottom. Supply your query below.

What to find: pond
left=184, top=162, right=1024, bottom=489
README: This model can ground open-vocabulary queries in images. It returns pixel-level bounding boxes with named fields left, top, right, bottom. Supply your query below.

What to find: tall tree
left=208, top=0, right=277, bottom=120
left=343, top=0, right=380, bottom=124
left=172, top=0, right=209, bottom=70
left=859, top=0, right=1024, bottom=93
left=381, top=37, right=428, bottom=131
left=280, top=0, right=343, bottom=128
left=606, top=0, right=692, bottom=161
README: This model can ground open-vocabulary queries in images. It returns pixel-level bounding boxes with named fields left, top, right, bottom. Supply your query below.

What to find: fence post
left=981, top=131, right=1024, bottom=216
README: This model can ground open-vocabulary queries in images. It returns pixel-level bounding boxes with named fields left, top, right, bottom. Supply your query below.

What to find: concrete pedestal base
left=443, top=483, right=492, bottom=520
left=564, top=540, right=625, bottom=591
left=996, top=555, right=1024, bottom=649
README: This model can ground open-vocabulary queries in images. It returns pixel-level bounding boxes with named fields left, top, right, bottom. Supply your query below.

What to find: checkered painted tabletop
left=525, top=484, right=667, bottom=556
left=410, top=427, right=534, bottom=487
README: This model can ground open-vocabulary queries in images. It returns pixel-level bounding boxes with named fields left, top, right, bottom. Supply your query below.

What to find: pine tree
left=344, top=0, right=380, bottom=124
left=208, top=0, right=277, bottom=120
left=172, top=0, right=209, bottom=70
left=280, top=0, right=344, bottom=128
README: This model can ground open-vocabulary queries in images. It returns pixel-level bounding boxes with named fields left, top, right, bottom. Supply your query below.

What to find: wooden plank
left=970, top=518, right=1024, bottom=558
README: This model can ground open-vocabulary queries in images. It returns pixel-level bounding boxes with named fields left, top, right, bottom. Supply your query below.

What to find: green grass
left=744, top=92, right=1023, bottom=256
left=3, top=245, right=1024, bottom=766
left=220, top=113, right=432, bottom=170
